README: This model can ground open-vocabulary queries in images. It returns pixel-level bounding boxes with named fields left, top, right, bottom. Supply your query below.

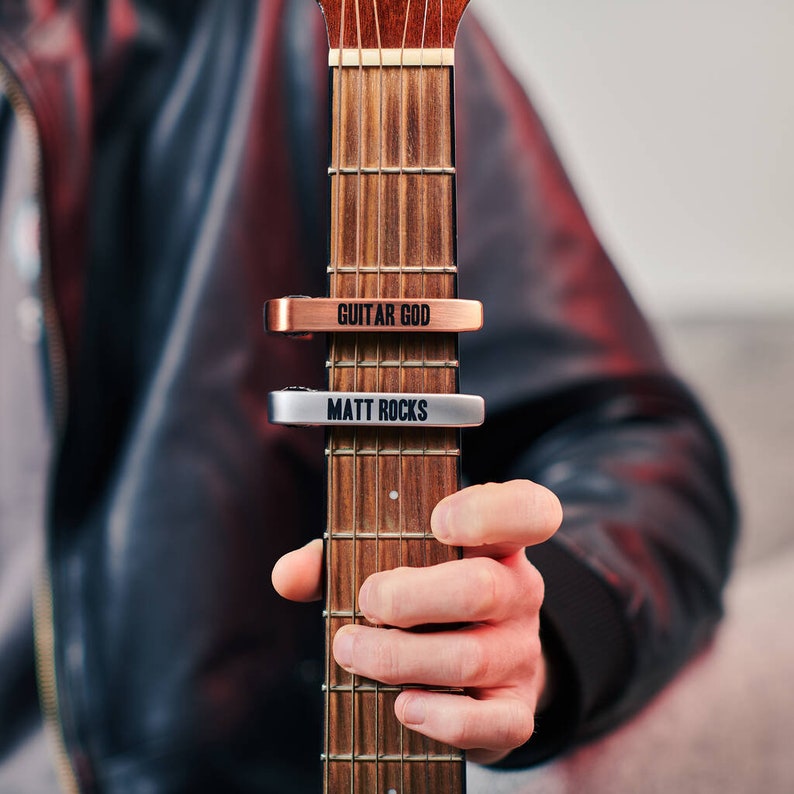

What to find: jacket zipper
left=0, top=61, right=79, bottom=794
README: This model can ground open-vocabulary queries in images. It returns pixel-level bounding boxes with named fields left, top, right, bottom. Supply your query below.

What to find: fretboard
left=324, top=58, right=465, bottom=792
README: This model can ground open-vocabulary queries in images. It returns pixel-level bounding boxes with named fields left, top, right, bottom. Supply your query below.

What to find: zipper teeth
left=34, top=569, right=79, bottom=794
left=0, top=60, right=78, bottom=794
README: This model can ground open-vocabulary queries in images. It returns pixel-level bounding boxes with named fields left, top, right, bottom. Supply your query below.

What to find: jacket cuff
left=494, top=537, right=634, bottom=767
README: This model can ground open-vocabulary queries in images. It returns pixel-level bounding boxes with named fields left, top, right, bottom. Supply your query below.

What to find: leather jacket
left=0, top=1, right=736, bottom=792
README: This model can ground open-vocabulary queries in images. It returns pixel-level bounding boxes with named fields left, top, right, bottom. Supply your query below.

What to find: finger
left=431, top=480, right=562, bottom=552
left=359, top=554, right=543, bottom=627
left=332, top=622, right=540, bottom=688
left=271, top=538, right=324, bottom=602
left=395, top=689, right=535, bottom=764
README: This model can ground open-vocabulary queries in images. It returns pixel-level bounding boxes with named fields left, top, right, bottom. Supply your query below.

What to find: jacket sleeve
left=454, top=19, right=737, bottom=764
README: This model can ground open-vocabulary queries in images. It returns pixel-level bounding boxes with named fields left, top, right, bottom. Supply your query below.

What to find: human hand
left=272, top=479, right=562, bottom=764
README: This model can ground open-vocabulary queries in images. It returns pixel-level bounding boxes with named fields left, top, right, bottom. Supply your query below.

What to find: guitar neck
left=266, top=3, right=476, bottom=791
left=324, top=57, right=465, bottom=792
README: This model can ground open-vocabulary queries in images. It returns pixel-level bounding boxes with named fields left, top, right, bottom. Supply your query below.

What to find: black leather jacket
left=0, top=1, right=736, bottom=792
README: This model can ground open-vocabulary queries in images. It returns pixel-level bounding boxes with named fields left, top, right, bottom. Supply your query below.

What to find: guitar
left=267, top=1, right=479, bottom=790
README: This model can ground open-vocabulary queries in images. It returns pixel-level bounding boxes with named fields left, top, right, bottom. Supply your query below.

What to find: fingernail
left=401, top=695, right=427, bottom=726
left=333, top=628, right=354, bottom=670
left=431, top=499, right=451, bottom=540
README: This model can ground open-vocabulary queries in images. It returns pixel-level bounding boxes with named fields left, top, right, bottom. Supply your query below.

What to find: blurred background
left=478, top=0, right=794, bottom=566
left=468, top=5, right=793, bottom=789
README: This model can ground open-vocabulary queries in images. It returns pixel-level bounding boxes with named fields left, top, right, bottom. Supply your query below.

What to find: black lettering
left=385, top=303, right=395, bottom=326
left=342, top=399, right=353, bottom=421
left=362, top=303, right=372, bottom=325
left=337, top=304, right=348, bottom=325
left=328, top=398, right=343, bottom=420
left=364, top=398, right=374, bottom=421
left=379, top=399, right=389, bottom=421
left=374, top=304, right=385, bottom=326
left=399, top=303, right=431, bottom=327
left=388, top=399, right=398, bottom=422
left=417, top=399, right=428, bottom=421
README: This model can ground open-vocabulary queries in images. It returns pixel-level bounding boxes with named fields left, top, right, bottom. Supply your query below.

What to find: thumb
left=271, top=538, right=324, bottom=602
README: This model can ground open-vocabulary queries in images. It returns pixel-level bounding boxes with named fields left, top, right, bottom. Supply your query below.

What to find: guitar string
left=398, top=2, right=411, bottom=790
left=439, top=3, right=455, bottom=789
left=328, top=3, right=347, bottom=791
left=436, top=0, right=454, bottom=780
left=440, top=6, right=463, bottom=791
left=442, top=3, right=457, bottom=784
left=352, top=3, right=364, bottom=789
left=419, top=0, right=431, bottom=788
left=372, top=2, right=384, bottom=791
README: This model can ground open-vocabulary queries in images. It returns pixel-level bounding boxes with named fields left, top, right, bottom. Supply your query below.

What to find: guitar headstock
left=317, top=0, right=472, bottom=50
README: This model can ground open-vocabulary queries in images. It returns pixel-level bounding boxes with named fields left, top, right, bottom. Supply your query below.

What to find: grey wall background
left=477, top=0, right=793, bottom=319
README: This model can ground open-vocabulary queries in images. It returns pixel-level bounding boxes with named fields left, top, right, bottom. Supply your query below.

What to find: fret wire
left=328, top=683, right=464, bottom=694
left=326, top=753, right=464, bottom=763
left=326, top=360, right=459, bottom=369
left=327, top=449, right=461, bottom=457
left=329, top=165, right=456, bottom=174
left=328, top=265, right=457, bottom=274
left=327, top=532, right=435, bottom=540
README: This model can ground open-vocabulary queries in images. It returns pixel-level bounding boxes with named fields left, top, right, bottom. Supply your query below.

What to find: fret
left=324, top=610, right=366, bottom=619
left=325, top=683, right=402, bottom=693
left=324, top=753, right=464, bottom=763
left=326, top=448, right=461, bottom=457
left=325, top=532, right=435, bottom=541
left=326, top=683, right=464, bottom=694
left=329, top=166, right=456, bottom=175
left=330, top=68, right=453, bottom=171
left=327, top=360, right=459, bottom=368
left=327, top=265, right=457, bottom=274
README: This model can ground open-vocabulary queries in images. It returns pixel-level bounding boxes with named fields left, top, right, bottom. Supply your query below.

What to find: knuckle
left=516, top=557, right=545, bottom=614
left=515, top=479, right=562, bottom=537
left=446, top=707, right=475, bottom=749
left=528, top=567, right=545, bottom=612
left=372, top=631, right=402, bottom=684
left=463, top=558, right=501, bottom=619
left=458, top=636, right=490, bottom=684
left=502, top=701, right=535, bottom=749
